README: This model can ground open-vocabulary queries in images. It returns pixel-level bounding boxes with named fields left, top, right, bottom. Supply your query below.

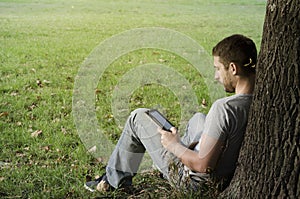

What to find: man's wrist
left=170, top=142, right=187, bottom=159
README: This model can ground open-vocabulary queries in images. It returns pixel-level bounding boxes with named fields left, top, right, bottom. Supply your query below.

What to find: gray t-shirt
left=195, top=94, right=253, bottom=178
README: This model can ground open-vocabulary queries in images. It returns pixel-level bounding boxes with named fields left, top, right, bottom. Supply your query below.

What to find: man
left=85, top=34, right=257, bottom=192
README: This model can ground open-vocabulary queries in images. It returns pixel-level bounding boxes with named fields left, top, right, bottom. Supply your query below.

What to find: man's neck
left=235, top=74, right=256, bottom=95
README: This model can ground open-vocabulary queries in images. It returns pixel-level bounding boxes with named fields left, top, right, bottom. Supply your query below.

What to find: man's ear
left=229, top=62, right=238, bottom=75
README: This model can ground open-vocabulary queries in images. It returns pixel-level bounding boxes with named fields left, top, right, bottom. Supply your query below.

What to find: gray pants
left=106, top=108, right=206, bottom=188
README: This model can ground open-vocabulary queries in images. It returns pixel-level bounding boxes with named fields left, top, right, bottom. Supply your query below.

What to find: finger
left=158, top=127, right=170, bottom=134
left=170, top=127, right=177, bottom=134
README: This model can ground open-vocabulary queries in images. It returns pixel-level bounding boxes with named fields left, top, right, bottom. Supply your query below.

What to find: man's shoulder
left=214, top=94, right=253, bottom=107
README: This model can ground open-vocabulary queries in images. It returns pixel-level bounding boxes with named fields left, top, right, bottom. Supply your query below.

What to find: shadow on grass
left=88, top=170, right=219, bottom=199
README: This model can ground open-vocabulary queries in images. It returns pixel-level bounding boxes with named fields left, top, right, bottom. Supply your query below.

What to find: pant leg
left=181, top=112, right=206, bottom=146
left=106, top=108, right=174, bottom=188
left=106, top=109, right=206, bottom=188
left=167, top=113, right=207, bottom=190
left=167, top=113, right=206, bottom=189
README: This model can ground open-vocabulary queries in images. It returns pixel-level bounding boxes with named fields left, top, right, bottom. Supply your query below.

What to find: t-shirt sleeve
left=202, top=100, right=230, bottom=142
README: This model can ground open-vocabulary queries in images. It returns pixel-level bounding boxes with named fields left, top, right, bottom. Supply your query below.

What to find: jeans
left=106, top=108, right=206, bottom=188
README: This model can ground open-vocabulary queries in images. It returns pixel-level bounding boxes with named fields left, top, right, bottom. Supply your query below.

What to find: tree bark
left=222, top=0, right=300, bottom=198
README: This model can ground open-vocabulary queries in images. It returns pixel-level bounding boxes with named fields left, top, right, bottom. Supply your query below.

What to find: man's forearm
left=168, top=142, right=208, bottom=173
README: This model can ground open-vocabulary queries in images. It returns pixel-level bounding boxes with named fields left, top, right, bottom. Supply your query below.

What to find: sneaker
left=96, top=174, right=113, bottom=192
left=84, top=174, right=113, bottom=192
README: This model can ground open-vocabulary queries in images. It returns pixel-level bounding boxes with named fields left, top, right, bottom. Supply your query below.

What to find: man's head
left=212, top=34, right=257, bottom=93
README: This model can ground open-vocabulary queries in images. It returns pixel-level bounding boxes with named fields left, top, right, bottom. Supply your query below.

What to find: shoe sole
left=84, top=184, right=96, bottom=192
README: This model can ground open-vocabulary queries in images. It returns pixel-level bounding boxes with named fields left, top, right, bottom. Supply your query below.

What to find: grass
left=0, top=0, right=266, bottom=198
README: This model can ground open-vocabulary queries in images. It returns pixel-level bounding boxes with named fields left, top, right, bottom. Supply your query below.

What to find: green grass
left=0, top=0, right=266, bottom=198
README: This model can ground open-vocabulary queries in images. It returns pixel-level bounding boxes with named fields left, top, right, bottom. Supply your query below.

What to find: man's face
left=213, top=56, right=236, bottom=93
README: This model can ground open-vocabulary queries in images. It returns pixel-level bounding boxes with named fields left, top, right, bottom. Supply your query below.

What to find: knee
left=131, top=108, right=149, bottom=116
left=129, top=108, right=150, bottom=122
left=191, top=112, right=206, bottom=122
left=188, top=112, right=206, bottom=130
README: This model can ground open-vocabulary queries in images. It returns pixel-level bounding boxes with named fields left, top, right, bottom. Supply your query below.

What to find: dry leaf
left=0, top=112, right=8, bottom=117
left=43, top=80, right=51, bottom=84
left=0, top=162, right=11, bottom=169
left=36, top=79, right=43, bottom=87
left=66, top=76, right=73, bottom=82
left=10, top=91, right=18, bottom=96
left=158, top=58, right=166, bottom=63
left=95, top=89, right=101, bottom=94
left=88, top=146, right=97, bottom=153
left=36, top=95, right=42, bottom=100
left=61, top=127, right=67, bottom=134
left=16, top=153, right=26, bottom=157
left=52, top=118, right=60, bottom=123
left=42, top=146, right=50, bottom=151
left=201, top=98, right=207, bottom=108
left=96, top=157, right=104, bottom=163
left=31, top=130, right=42, bottom=137
left=28, top=103, right=37, bottom=111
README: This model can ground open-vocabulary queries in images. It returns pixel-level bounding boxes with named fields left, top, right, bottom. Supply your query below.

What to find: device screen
left=146, top=109, right=174, bottom=132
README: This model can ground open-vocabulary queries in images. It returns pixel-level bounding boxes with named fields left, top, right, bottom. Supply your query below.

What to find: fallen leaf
left=158, top=58, right=166, bottom=63
left=96, top=157, right=104, bottom=163
left=36, top=79, right=42, bottom=87
left=0, top=162, right=11, bottom=169
left=66, top=76, right=73, bottom=82
left=95, top=89, right=101, bottom=94
left=43, top=80, right=51, bottom=84
left=16, top=153, right=26, bottom=157
left=88, top=146, right=97, bottom=153
left=52, top=118, right=60, bottom=123
left=28, top=103, right=37, bottom=111
left=28, top=125, right=33, bottom=133
left=61, top=127, right=67, bottom=134
left=41, top=146, right=50, bottom=151
left=10, top=91, right=18, bottom=96
left=0, top=112, right=8, bottom=117
left=201, top=98, right=207, bottom=108
left=56, top=157, right=62, bottom=163
left=36, top=95, right=42, bottom=100
left=31, top=130, right=42, bottom=137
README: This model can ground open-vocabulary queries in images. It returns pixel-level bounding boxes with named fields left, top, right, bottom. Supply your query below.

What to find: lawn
left=0, top=0, right=266, bottom=198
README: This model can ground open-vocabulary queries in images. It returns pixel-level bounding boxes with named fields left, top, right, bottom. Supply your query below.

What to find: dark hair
left=212, top=34, right=257, bottom=74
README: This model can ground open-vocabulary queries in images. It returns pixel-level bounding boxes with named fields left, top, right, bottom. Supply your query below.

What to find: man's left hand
left=158, top=127, right=180, bottom=151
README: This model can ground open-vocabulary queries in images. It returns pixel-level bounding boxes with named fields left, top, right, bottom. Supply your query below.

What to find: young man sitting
left=85, top=34, right=257, bottom=193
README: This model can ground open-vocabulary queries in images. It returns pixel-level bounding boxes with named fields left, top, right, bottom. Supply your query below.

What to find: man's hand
left=158, top=127, right=180, bottom=152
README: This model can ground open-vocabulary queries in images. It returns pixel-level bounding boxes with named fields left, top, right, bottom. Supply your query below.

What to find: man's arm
left=159, top=127, right=224, bottom=173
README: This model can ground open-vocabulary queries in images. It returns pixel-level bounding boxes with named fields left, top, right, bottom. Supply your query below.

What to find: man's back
left=196, top=94, right=253, bottom=178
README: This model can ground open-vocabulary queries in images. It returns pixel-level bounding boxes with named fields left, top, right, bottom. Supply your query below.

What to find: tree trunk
left=222, top=0, right=300, bottom=198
